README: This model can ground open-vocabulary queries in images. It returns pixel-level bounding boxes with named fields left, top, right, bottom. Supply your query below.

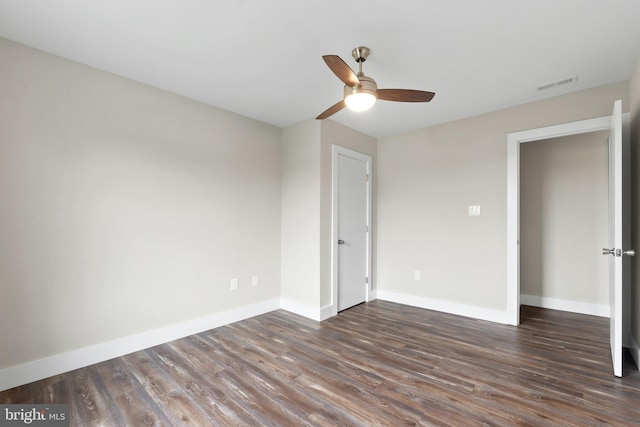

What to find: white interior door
left=337, top=153, right=368, bottom=311
left=604, top=99, right=631, bottom=378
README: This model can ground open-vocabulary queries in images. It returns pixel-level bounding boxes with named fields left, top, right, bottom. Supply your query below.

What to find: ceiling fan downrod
left=352, top=46, right=370, bottom=77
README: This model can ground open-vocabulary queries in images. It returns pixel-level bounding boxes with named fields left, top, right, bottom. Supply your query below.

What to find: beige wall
left=0, top=38, right=282, bottom=369
left=280, top=120, right=321, bottom=308
left=377, top=82, right=628, bottom=312
left=630, top=56, right=640, bottom=354
left=520, top=132, right=609, bottom=305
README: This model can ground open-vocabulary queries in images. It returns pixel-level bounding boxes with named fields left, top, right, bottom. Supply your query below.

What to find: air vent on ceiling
left=537, top=75, right=578, bottom=92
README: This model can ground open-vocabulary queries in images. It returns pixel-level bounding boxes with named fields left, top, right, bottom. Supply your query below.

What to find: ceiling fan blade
left=323, top=55, right=360, bottom=87
left=316, top=100, right=346, bottom=120
left=377, top=89, right=435, bottom=102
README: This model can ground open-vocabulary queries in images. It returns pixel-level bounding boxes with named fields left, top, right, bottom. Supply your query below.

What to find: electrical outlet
left=414, top=270, right=421, bottom=280
left=230, top=278, right=239, bottom=291
left=251, top=275, right=259, bottom=287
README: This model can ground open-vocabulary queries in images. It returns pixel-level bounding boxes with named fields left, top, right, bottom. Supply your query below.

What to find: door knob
left=338, top=240, right=345, bottom=245
left=602, top=248, right=635, bottom=256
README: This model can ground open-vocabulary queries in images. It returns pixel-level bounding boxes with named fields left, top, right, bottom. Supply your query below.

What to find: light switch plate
left=230, top=278, right=239, bottom=291
left=468, top=205, right=481, bottom=216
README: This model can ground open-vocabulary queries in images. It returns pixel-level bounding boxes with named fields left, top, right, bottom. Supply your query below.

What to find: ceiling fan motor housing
left=344, top=74, right=377, bottom=98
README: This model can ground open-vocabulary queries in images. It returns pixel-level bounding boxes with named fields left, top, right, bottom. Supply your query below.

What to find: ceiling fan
left=316, top=46, right=435, bottom=120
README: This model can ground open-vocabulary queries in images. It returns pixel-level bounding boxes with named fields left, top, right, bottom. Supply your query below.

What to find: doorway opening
left=507, top=115, right=612, bottom=325
left=519, top=131, right=609, bottom=317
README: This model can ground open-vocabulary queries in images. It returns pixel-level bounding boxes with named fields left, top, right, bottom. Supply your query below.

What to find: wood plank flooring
left=2, top=301, right=640, bottom=426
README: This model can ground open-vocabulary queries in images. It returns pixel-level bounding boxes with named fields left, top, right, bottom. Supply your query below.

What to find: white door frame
left=506, top=115, right=612, bottom=325
left=331, top=145, right=372, bottom=316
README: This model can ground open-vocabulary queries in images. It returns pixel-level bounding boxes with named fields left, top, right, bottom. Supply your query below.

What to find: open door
left=603, top=99, right=633, bottom=377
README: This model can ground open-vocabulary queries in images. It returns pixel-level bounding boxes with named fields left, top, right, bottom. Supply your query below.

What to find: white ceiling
left=1, top=0, right=639, bottom=138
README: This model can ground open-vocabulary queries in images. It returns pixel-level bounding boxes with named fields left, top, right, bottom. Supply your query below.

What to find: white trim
left=506, top=133, right=520, bottom=325
left=520, top=294, right=609, bottom=318
left=629, top=334, right=640, bottom=372
left=0, top=298, right=280, bottom=392
left=319, top=304, right=334, bottom=321
left=507, top=115, right=612, bottom=325
left=331, top=145, right=373, bottom=316
left=376, top=290, right=510, bottom=324
left=279, top=300, right=333, bottom=321
left=280, top=299, right=324, bottom=321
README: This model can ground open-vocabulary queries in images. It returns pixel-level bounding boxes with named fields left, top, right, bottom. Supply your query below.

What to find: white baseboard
left=0, top=298, right=280, bottom=392
left=279, top=299, right=322, bottom=321
left=521, top=294, right=609, bottom=318
left=319, top=304, right=334, bottom=321
left=279, top=299, right=335, bottom=322
left=376, top=290, right=510, bottom=324
left=630, top=333, right=640, bottom=372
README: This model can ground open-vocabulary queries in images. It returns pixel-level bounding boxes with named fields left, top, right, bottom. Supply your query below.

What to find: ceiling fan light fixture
left=345, top=91, right=377, bottom=112
left=343, top=75, right=378, bottom=112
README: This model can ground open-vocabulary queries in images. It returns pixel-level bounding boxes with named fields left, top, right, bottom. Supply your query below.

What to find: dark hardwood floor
left=2, top=301, right=640, bottom=426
